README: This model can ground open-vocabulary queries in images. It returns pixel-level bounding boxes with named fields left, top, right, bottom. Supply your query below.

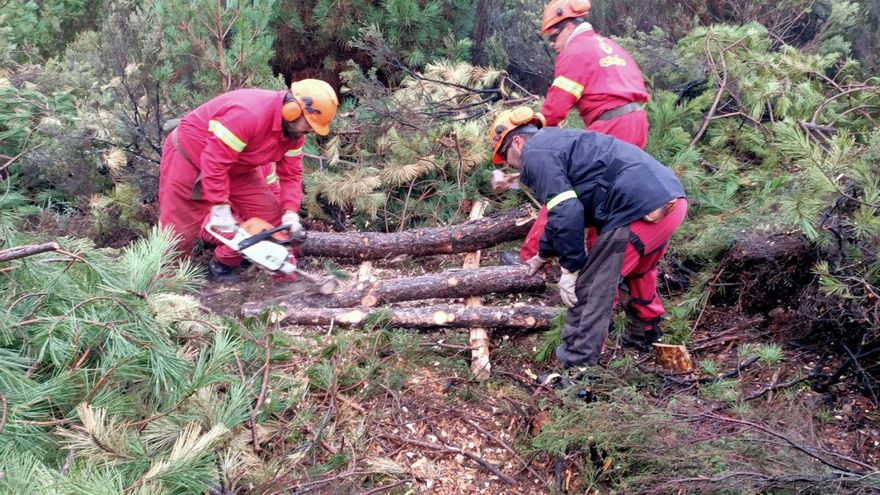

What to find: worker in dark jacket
left=489, top=106, right=687, bottom=367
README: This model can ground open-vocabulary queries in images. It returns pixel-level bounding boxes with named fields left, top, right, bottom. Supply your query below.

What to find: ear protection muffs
left=281, top=97, right=303, bottom=122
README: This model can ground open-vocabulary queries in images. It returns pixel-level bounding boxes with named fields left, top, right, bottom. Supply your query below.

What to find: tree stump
left=653, top=343, right=694, bottom=372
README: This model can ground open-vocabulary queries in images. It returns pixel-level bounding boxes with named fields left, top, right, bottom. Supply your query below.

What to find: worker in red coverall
left=158, top=79, right=339, bottom=281
left=498, top=0, right=651, bottom=267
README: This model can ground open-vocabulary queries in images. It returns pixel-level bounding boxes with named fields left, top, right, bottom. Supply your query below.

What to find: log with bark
left=299, top=205, right=535, bottom=260
left=243, top=265, right=545, bottom=314
left=258, top=304, right=560, bottom=330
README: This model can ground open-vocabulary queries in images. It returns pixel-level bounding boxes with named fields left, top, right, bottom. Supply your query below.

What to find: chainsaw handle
left=237, top=224, right=293, bottom=250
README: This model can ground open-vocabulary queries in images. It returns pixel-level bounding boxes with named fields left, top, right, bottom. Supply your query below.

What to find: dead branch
left=460, top=415, right=547, bottom=485
left=745, top=377, right=807, bottom=401
left=690, top=38, right=729, bottom=148
left=382, top=434, right=518, bottom=486
left=0, top=242, right=61, bottom=263
left=693, top=411, right=877, bottom=474
left=251, top=330, right=271, bottom=452
left=0, top=394, right=6, bottom=435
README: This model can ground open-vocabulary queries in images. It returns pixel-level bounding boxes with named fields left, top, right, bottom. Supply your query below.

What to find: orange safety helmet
left=282, top=79, right=339, bottom=136
left=540, top=0, right=591, bottom=35
left=489, top=106, right=545, bottom=165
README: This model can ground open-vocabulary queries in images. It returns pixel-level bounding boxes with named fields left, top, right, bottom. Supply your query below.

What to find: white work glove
left=282, top=211, right=303, bottom=234
left=207, top=204, right=237, bottom=233
left=525, top=254, right=550, bottom=277
left=558, top=267, right=579, bottom=308
left=491, top=169, right=521, bottom=192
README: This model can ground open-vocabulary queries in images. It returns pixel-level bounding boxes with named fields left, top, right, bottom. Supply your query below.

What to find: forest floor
left=199, top=237, right=880, bottom=494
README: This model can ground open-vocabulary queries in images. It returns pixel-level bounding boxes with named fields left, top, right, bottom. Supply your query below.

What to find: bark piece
left=0, top=242, right=61, bottom=263
left=244, top=265, right=545, bottom=313
left=262, top=305, right=558, bottom=330
left=299, top=205, right=535, bottom=260
left=463, top=201, right=491, bottom=381
left=653, top=343, right=695, bottom=372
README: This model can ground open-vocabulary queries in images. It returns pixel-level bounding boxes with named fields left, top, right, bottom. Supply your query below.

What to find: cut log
left=299, top=205, right=535, bottom=260
left=463, top=201, right=491, bottom=381
left=262, top=305, right=560, bottom=330
left=244, top=265, right=545, bottom=314
left=653, top=343, right=695, bottom=372
left=0, top=242, right=61, bottom=263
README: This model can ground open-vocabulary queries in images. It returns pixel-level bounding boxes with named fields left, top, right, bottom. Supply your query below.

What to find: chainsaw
left=205, top=218, right=342, bottom=294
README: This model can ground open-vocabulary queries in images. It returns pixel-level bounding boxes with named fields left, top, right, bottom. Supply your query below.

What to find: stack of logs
left=242, top=205, right=560, bottom=332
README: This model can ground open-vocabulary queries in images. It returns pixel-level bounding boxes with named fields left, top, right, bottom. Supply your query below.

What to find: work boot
left=622, top=317, right=664, bottom=351
left=207, top=257, right=241, bottom=283
left=499, top=251, right=524, bottom=266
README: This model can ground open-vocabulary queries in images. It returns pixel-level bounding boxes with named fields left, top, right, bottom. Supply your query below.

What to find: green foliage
left=700, top=359, right=719, bottom=376
left=742, top=343, right=786, bottom=367
left=0, top=222, right=311, bottom=492
left=535, top=310, right=566, bottom=363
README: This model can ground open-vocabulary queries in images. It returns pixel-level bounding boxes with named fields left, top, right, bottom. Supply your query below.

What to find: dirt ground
left=198, top=239, right=880, bottom=494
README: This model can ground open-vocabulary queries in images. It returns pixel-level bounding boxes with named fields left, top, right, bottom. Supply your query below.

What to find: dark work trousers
left=555, top=198, right=688, bottom=367
left=555, top=226, right=630, bottom=367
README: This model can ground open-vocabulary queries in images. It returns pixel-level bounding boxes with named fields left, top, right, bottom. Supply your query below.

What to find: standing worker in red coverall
left=158, top=79, right=339, bottom=281
left=498, top=0, right=651, bottom=266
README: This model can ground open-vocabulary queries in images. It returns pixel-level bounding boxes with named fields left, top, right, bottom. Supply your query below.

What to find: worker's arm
left=540, top=49, right=588, bottom=127
left=522, top=149, right=587, bottom=272
left=276, top=135, right=305, bottom=213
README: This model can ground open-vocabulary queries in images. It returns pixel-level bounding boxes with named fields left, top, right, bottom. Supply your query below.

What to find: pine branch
left=0, top=242, right=60, bottom=263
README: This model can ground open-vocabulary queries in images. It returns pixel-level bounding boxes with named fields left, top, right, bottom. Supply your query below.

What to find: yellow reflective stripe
left=284, top=146, right=303, bottom=157
left=265, top=163, right=278, bottom=184
left=208, top=120, right=246, bottom=152
left=552, top=76, right=584, bottom=99
left=547, top=190, right=577, bottom=211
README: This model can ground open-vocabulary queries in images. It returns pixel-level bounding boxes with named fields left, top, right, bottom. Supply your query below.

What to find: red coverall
left=196, top=163, right=282, bottom=266
left=159, top=90, right=305, bottom=266
left=521, top=26, right=650, bottom=261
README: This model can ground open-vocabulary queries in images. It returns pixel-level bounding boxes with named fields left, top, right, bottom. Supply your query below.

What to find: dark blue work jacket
left=520, top=128, right=686, bottom=272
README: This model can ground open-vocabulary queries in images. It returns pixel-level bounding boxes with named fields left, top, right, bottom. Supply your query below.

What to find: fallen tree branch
left=382, top=434, right=518, bottom=486
left=246, top=265, right=546, bottom=311
left=299, top=205, right=535, bottom=260
left=0, top=242, right=61, bottom=263
left=252, top=304, right=559, bottom=330
left=693, top=411, right=877, bottom=474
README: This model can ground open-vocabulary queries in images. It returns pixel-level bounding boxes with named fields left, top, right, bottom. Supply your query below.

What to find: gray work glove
left=207, top=204, right=237, bottom=233
left=558, top=267, right=579, bottom=308
left=282, top=211, right=303, bottom=234
left=525, top=254, right=550, bottom=277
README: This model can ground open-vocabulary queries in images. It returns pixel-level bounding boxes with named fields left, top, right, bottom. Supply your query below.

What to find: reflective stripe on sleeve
left=285, top=147, right=303, bottom=157
left=265, top=163, right=278, bottom=185
left=547, top=190, right=577, bottom=211
left=208, top=120, right=246, bottom=152
left=551, top=76, right=584, bottom=99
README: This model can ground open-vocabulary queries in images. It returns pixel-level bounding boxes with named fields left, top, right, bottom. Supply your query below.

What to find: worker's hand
left=282, top=211, right=303, bottom=234
left=525, top=254, right=550, bottom=277
left=558, top=267, right=579, bottom=308
left=207, top=204, right=237, bottom=233
left=491, top=169, right=520, bottom=192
